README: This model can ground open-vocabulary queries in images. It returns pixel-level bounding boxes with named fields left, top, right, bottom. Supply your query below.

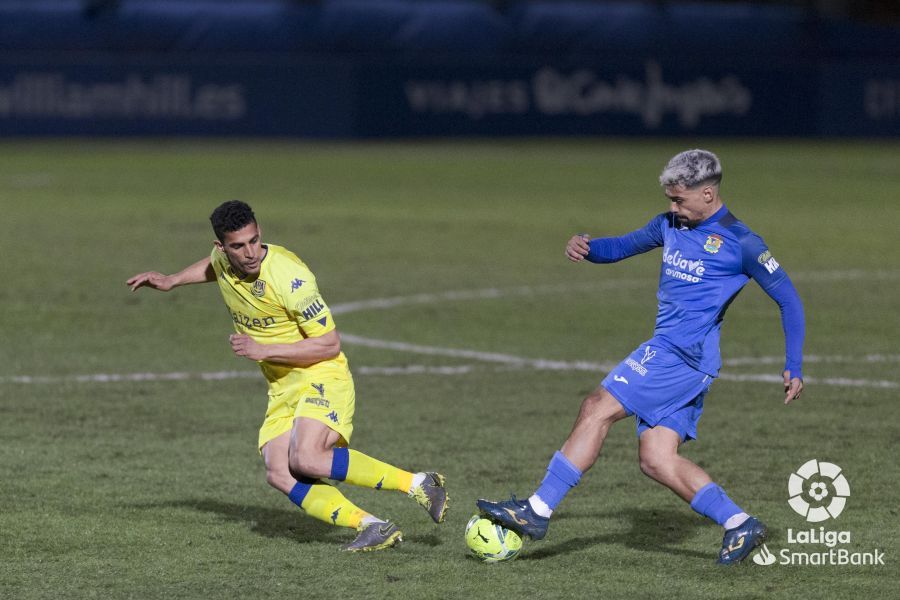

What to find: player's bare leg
left=261, top=431, right=297, bottom=494
left=288, top=417, right=342, bottom=479
left=637, top=426, right=711, bottom=502
left=477, top=387, right=628, bottom=540
left=637, top=425, right=767, bottom=564
left=560, top=387, right=629, bottom=472
left=271, top=419, right=401, bottom=551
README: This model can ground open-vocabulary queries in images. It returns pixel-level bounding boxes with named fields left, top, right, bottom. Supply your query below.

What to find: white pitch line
left=718, top=373, right=898, bottom=389
left=3, top=362, right=896, bottom=389
left=340, top=333, right=618, bottom=372
left=331, top=270, right=900, bottom=316
left=339, top=334, right=898, bottom=389
left=723, top=354, right=900, bottom=366
left=1, top=365, right=476, bottom=385
left=6, top=273, right=897, bottom=388
left=330, top=280, right=644, bottom=316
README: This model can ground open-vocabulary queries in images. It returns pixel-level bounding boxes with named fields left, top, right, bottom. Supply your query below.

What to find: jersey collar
left=697, top=204, right=729, bottom=228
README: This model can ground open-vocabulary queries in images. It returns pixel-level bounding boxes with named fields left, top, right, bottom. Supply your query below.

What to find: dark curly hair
left=210, top=200, right=257, bottom=242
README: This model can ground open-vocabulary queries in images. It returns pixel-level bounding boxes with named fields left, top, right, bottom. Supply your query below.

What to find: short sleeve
left=287, top=276, right=337, bottom=337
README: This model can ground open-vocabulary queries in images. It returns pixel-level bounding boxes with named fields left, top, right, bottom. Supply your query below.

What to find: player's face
left=664, top=183, right=716, bottom=227
left=216, top=222, right=264, bottom=278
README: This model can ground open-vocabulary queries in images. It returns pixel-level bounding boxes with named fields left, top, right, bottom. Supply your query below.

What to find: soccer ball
left=465, top=515, right=523, bottom=562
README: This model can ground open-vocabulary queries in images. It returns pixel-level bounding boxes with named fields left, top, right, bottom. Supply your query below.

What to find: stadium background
left=2, top=1, right=898, bottom=599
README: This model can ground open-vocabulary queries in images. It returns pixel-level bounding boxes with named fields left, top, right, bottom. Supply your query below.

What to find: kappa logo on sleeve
left=290, top=278, right=305, bottom=292
left=757, top=250, right=781, bottom=274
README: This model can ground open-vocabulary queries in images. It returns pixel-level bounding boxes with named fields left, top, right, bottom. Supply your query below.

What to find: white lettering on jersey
left=662, top=248, right=705, bottom=283
left=757, top=250, right=781, bottom=274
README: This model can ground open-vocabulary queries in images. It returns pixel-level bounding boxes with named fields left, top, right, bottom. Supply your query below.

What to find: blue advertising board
left=819, top=63, right=900, bottom=136
left=0, top=55, right=896, bottom=138
left=0, top=57, right=356, bottom=137
left=356, top=59, right=814, bottom=137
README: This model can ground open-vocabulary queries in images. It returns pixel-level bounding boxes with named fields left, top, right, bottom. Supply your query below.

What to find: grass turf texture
left=2, top=140, right=898, bottom=599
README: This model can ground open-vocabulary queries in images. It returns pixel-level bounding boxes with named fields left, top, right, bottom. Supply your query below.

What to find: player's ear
left=213, top=239, right=224, bottom=252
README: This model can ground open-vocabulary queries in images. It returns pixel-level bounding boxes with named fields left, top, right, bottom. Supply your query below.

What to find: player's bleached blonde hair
left=659, top=149, right=722, bottom=189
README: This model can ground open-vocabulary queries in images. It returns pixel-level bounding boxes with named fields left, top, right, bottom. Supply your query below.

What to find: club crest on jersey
left=703, top=234, right=723, bottom=254
left=251, top=279, right=267, bottom=298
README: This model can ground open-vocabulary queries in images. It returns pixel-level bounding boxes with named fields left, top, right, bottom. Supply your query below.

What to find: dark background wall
left=1, top=0, right=899, bottom=137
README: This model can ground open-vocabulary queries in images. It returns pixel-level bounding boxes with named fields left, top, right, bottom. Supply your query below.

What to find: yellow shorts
left=257, top=374, right=356, bottom=451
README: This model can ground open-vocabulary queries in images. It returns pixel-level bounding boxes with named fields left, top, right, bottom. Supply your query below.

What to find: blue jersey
left=587, top=205, right=804, bottom=378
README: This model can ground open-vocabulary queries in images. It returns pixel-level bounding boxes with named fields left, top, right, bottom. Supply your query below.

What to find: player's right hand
left=566, top=234, right=591, bottom=262
left=126, top=271, right=174, bottom=292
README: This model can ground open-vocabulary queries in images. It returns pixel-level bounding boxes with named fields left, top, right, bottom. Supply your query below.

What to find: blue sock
left=287, top=478, right=316, bottom=508
left=534, top=451, right=582, bottom=510
left=330, top=447, right=350, bottom=481
left=690, top=482, right=743, bottom=527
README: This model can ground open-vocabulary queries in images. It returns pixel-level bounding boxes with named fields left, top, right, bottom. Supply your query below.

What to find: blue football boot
left=717, top=516, right=768, bottom=565
left=476, top=495, right=550, bottom=540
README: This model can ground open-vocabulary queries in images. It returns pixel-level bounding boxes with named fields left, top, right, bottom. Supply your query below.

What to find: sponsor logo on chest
left=662, top=247, right=706, bottom=283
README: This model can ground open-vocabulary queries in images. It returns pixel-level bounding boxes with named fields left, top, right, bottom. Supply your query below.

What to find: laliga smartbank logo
left=752, top=460, right=885, bottom=567
left=787, top=459, right=849, bottom=522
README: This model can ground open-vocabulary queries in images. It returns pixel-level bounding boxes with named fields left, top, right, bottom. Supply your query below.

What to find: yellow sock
left=346, top=449, right=414, bottom=493
left=300, top=482, right=368, bottom=529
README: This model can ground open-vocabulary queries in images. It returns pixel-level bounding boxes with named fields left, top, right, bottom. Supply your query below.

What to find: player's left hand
left=566, top=234, right=591, bottom=262
left=230, top=334, right=268, bottom=361
left=783, top=370, right=803, bottom=404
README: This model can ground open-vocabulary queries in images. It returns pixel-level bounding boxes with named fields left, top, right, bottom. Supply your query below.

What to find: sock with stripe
left=288, top=478, right=371, bottom=529
left=330, top=447, right=414, bottom=493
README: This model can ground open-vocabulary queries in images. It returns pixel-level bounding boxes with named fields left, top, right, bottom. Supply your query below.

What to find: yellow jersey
left=210, top=243, right=350, bottom=395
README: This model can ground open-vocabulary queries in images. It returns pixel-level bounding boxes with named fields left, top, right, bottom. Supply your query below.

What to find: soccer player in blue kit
left=477, top=149, right=805, bottom=564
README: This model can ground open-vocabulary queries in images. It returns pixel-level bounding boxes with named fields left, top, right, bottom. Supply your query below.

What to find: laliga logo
left=753, top=461, right=882, bottom=567
left=787, top=459, right=850, bottom=522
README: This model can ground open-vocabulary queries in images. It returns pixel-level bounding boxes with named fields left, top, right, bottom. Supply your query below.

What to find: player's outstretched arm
left=569, top=215, right=666, bottom=264
left=126, top=257, right=215, bottom=292
left=230, top=329, right=341, bottom=367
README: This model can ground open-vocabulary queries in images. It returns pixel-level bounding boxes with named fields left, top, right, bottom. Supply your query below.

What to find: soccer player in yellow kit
left=126, top=200, right=449, bottom=551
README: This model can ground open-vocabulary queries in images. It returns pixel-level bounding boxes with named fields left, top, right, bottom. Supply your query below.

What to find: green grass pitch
left=2, top=139, right=898, bottom=599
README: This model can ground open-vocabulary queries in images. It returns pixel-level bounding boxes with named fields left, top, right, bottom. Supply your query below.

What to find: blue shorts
left=601, top=341, right=714, bottom=442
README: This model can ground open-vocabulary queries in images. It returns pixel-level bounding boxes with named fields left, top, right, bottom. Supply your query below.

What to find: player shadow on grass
left=140, top=499, right=449, bottom=548
left=144, top=499, right=337, bottom=543
left=520, top=507, right=709, bottom=560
